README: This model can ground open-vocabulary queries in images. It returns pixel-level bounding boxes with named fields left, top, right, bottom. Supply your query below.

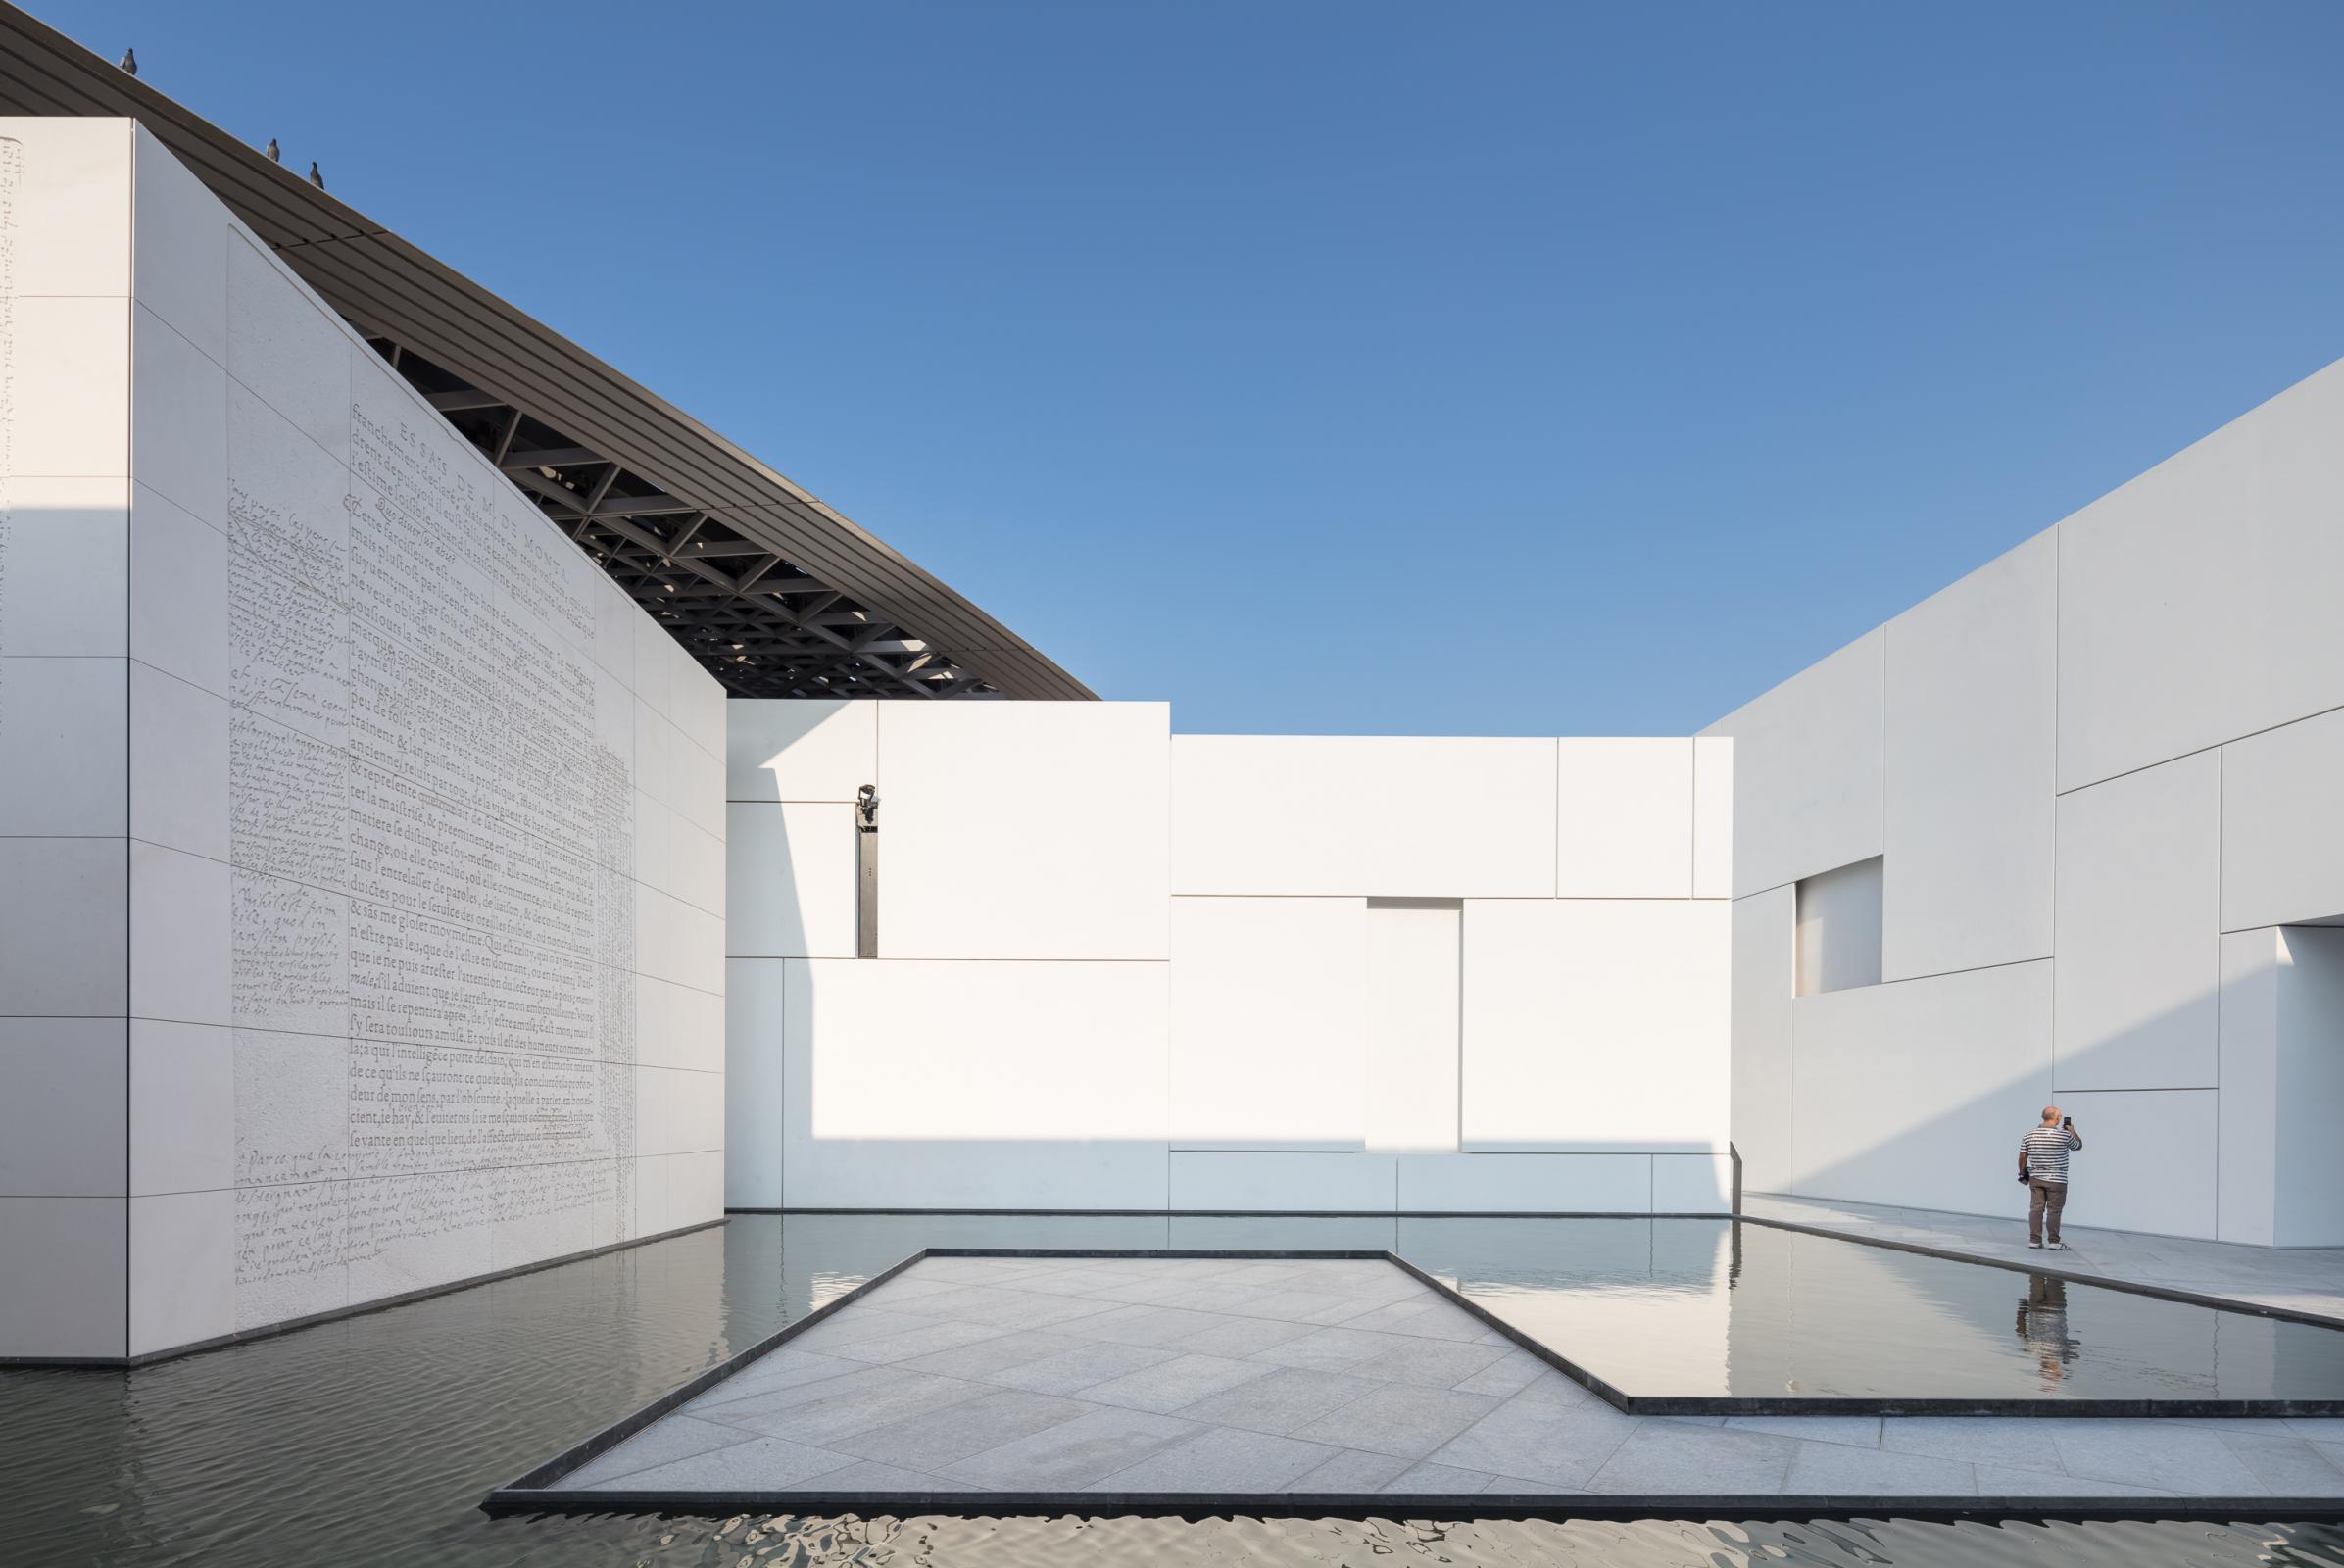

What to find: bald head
left=2041, top=1105, right=2061, bottom=1124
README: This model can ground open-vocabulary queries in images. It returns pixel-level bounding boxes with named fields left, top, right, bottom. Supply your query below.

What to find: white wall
left=1707, top=356, right=2344, bottom=1244
left=726, top=714, right=1734, bottom=1214
left=0, top=122, right=725, bottom=1359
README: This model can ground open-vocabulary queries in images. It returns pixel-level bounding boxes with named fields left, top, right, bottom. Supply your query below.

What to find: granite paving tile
left=1384, top=1459, right=1500, bottom=1494
left=1171, top=1366, right=1385, bottom=1436
left=599, top=1435, right=859, bottom=1492
left=1341, top=1336, right=1512, bottom=1390
left=1241, top=1288, right=1391, bottom=1325
left=1167, top=1313, right=1324, bottom=1357
left=1144, top=1282, right=1282, bottom=1313
left=2049, top=1420, right=2271, bottom=1495
left=2216, top=1433, right=2344, bottom=1495
left=895, top=1284, right=1125, bottom=1329
left=1424, top=1385, right=1636, bottom=1489
left=981, top=1340, right=1186, bottom=1396
left=1882, top=1415, right=2068, bottom=1472
left=783, top=1306, right=949, bottom=1351
left=825, top=1389, right=1096, bottom=1471
left=827, top=1319, right=1012, bottom=1365
left=1250, top=1325, right=1410, bottom=1371
left=911, top=1257, right=1041, bottom=1284
left=796, top=1458, right=966, bottom=1493
left=707, top=1368, right=995, bottom=1448
left=1782, top=1440, right=1975, bottom=1495
left=705, top=1347, right=866, bottom=1401
left=1337, top=1296, right=1489, bottom=1341
left=556, top=1415, right=766, bottom=1489
left=1056, top=1304, right=1233, bottom=1347
left=1069, top=1351, right=1275, bottom=1413
left=1725, top=1415, right=1882, bottom=1449
left=1081, top=1276, right=1230, bottom=1305
left=897, top=1328, right=1094, bottom=1381
left=1092, top=1425, right=1344, bottom=1492
left=1283, top=1448, right=1414, bottom=1492
left=942, top=1406, right=1206, bottom=1490
left=1585, top=1422, right=1799, bottom=1494
left=1289, top=1382, right=1503, bottom=1460
left=693, top=1361, right=931, bottom=1418
left=1972, top=1463, right=2177, bottom=1497
left=1451, top=1348, right=1554, bottom=1396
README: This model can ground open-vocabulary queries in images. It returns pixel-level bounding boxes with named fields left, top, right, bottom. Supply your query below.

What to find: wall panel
left=2048, top=1088, right=2218, bottom=1240
left=1730, top=887, right=1796, bottom=1193
left=726, top=698, right=874, bottom=804
left=1791, top=960, right=2053, bottom=1219
left=726, top=803, right=856, bottom=958
left=1880, top=533, right=2056, bottom=980
left=1461, top=899, right=1729, bottom=1152
left=1173, top=734, right=1557, bottom=898
left=1169, top=1152, right=1394, bottom=1212
left=2054, top=753, right=2221, bottom=1090
left=879, top=702, right=1169, bottom=960
left=2057, top=360, right=2344, bottom=792
left=779, top=957, right=1170, bottom=1210
left=2221, top=707, right=2344, bottom=932
left=1702, top=631, right=1883, bottom=899
left=1555, top=738, right=1691, bottom=896
left=1169, top=897, right=1365, bottom=1150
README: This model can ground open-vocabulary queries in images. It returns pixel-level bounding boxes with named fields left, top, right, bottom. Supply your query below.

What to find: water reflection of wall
left=1396, top=1217, right=1731, bottom=1395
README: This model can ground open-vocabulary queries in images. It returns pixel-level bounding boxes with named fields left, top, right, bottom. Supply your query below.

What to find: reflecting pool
left=3, top=1213, right=2341, bottom=1566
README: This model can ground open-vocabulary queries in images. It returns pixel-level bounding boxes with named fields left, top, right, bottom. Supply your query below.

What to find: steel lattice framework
left=0, top=2, right=1093, bottom=702
left=366, top=335, right=1013, bottom=701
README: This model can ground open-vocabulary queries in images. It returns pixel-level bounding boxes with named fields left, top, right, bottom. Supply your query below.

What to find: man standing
left=2019, top=1105, right=2082, bottom=1250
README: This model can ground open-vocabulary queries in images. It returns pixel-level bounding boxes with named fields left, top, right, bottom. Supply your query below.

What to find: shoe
left=2045, top=1242, right=2071, bottom=1251
left=2027, top=1241, right=2043, bottom=1249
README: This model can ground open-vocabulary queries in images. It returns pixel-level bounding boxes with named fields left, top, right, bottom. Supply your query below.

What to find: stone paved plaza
left=546, top=1253, right=2344, bottom=1501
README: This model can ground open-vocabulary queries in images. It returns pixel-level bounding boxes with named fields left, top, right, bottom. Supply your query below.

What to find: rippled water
left=4, top=1214, right=2340, bottom=1566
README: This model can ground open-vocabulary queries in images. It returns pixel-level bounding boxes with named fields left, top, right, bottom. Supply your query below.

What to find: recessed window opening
left=1794, top=856, right=1882, bottom=996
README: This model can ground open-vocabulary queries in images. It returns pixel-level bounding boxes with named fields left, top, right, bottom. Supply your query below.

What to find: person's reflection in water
left=2015, top=1273, right=2080, bottom=1388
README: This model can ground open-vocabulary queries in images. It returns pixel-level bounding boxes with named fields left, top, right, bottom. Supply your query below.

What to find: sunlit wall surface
left=725, top=707, right=1734, bottom=1214
left=1707, top=359, right=2344, bottom=1243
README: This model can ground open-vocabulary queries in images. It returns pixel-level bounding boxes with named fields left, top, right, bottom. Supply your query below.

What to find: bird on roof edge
left=118, top=46, right=135, bottom=75
left=265, top=138, right=279, bottom=163
left=308, top=161, right=324, bottom=190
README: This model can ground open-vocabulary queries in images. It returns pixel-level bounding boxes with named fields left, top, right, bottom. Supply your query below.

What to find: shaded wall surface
left=0, top=120, right=727, bottom=1358
left=1705, top=357, right=2344, bottom=1244
left=726, top=708, right=1734, bottom=1213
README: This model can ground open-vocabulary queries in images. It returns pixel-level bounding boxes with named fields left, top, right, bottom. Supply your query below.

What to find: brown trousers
left=2027, top=1178, right=2068, bottom=1244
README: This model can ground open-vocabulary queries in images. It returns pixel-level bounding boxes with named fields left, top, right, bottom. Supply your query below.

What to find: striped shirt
left=2022, top=1125, right=2080, bottom=1182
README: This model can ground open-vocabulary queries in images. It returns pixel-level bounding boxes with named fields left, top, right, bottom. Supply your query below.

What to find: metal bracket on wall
left=855, top=784, right=880, bottom=959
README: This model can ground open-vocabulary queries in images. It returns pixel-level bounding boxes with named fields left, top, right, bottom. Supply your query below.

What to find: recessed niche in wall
left=1365, top=898, right=1462, bottom=1151
left=1795, top=857, right=1883, bottom=996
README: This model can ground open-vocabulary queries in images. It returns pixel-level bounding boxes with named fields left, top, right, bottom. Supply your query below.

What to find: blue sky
left=50, top=1, right=2344, bottom=733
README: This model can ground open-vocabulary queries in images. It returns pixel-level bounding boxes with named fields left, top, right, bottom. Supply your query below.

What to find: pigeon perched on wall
left=266, top=138, right=279, bottom=162
left=308, top=161, right=324, bottom=190
left=118, top=46, right=135, bottom=75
